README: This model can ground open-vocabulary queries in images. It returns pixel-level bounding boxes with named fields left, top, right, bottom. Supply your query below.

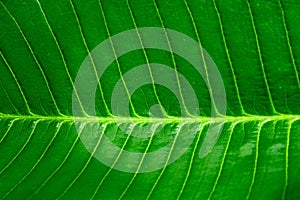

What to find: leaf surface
left=0, top=0, right=300, bottom=199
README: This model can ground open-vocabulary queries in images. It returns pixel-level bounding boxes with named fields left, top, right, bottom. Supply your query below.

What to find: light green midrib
left=0, top=113, right=299, bottom=123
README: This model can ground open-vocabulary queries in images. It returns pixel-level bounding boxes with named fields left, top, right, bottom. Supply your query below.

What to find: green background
left=0, top=0, right=300, bottom=199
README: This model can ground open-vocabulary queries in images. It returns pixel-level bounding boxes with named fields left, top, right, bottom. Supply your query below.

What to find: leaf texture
left=0, top=0, right=300, bottom=199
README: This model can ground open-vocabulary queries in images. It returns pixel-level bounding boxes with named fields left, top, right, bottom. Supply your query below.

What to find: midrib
left=0, top=113, right=299, bottom=123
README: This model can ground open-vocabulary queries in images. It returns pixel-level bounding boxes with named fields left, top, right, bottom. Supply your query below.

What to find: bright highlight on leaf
left=0, top=0, right=300, bottom=199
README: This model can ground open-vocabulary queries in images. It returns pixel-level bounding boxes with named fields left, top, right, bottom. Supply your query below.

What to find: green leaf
left=1, top=0, right=300, bottom=199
